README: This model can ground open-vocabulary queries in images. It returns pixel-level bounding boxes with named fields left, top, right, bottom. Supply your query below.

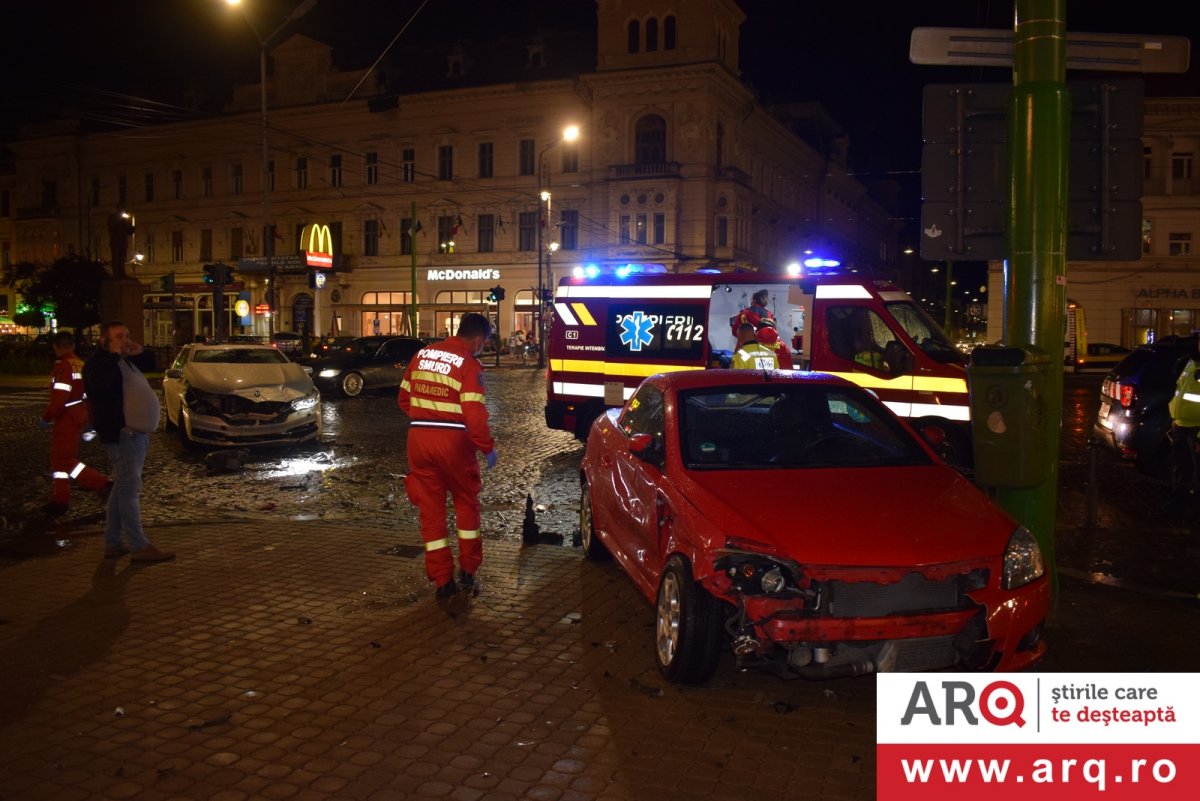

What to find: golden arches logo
left=302, top=223, right=333, bottom=255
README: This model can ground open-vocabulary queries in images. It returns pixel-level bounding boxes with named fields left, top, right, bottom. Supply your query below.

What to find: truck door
left=818, top=304, right=916, bottom=417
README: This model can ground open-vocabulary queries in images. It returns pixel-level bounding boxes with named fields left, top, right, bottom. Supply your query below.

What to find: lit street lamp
left=536, top=124, right=579, bottom=369
left=226, top=0, right=318, bottom=338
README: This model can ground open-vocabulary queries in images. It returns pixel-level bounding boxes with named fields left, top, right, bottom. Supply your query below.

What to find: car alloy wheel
left=341, top=371, right=364, bottom=397
left=579, top=480, right=609, bottom=561
left=655, top=555, right=724, bottom=685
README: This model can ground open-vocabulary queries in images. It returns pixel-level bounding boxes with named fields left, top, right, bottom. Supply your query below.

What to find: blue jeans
left=103, top=428, right=150, bottom=552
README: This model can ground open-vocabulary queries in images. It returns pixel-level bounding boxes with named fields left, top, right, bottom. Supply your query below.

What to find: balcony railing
left=607, top=162, right=681, bottom=180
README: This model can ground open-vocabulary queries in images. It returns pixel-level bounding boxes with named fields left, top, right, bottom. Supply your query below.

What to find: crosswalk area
left=0, top=391, right=46, bottom=411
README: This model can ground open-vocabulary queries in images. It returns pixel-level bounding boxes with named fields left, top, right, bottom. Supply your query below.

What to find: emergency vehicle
left=545, top=271, right=973, bottom=463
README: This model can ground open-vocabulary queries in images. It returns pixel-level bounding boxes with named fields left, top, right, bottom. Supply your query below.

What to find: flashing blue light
left=803, top=257, right=841, bottom=269
left=695, top=268, right=721, bottom=274
left=615, top=265, right=632, bottom=278
left=585, top=264, right=600, bottom=278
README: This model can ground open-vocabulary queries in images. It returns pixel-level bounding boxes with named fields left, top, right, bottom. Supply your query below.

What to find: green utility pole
left=409, top=200, right=418, bottom=336
left=997, top=0, right=1070, bottom=578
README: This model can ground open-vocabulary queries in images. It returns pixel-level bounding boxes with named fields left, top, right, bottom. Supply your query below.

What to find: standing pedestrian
left=83, top=321, right=175, bottom=563
left=399, top=313, right=499, bottom=597
left=40, top=331, right=112, bottom=516
left=1166, top=356, right=1200, bottom=512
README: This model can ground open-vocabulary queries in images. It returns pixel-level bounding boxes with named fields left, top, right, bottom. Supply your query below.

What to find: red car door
left=609, top=383, right=669, bottom=588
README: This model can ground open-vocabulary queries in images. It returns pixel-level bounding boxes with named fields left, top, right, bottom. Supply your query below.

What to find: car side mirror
left=628, top=432, right=663, bottom=465
left=165, top=368, right=183, bottom=379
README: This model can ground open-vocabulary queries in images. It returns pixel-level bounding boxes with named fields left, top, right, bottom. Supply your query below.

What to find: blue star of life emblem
left=619, top=310, right=655, bottom=352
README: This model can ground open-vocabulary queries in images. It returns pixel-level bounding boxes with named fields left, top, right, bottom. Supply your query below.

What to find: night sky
left=4, top=0, right=1196, bottom=251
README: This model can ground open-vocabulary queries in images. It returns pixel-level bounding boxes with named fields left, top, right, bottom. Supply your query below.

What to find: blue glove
left=486, top=449, right=499, bottom=470
left=36, top=418, right=52, bottom=430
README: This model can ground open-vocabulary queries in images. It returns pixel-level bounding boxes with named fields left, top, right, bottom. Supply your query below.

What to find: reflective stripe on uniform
left=460, top=392, right=485, bottom=403
left=425, top=537, right=450, bottom=551
left=64, top=398, right=84, bottom=407
left=410, top=397, right=463, bottom=414
left=71, top=372, right=83, bottom=380
left=1184, top=393, right=1200, bottom=403
left=52, top=383, right=73, bottom=392
left=410, top=370, right=463, bottom=390
left=411, top=420, right=467, bottom=430
left=457, top=529, right=480, bottom=540
left=70, top=462, right=86, bottom=478
left=52, top=471, right=70, bottom=480
left=400, top=379, right=410, bottom=392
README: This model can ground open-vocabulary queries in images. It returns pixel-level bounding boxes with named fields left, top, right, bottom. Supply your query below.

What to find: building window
left=437, top=215, right=456, bottom=253
left=329, top=221, right=343, bottom=253
left=438, top=145, right=453, bottom=180
left=646, top=18, right=658, bottom=52
left=118, top=174, right=127, bottom=206
left=1, top=241, right=9, bottom=267
left=145, top=232, right=155, bottom=263
left=627, top=20, right=639, bottom=53
left=477, top=214, right=495, bottom=252
left=1142, top=219, right=1152, bottom=254
left=230, top=227, right=243, bottom=260
left=400, top=217, right=414, bottom=255
left=91, top=177, right=101, bottom=207
left=296, top=158, right=308, bottom=190
left=365, top=151, right=378, bottom=185
left=200, top=229, right=213, bottom=262
left=1172, top=152, right=1193, bottom=179
left=717, top=216, right=728, bottom=247
left=635, top=115, right=667, bottom=164
left=1168, top=232, right=1192, bottom=256
left=232, top=164, right=243, bottom=195
left=201, top=166, right=212, bottom=197
left=1145, top=147, right=1153, bottom=179
left=171, top=231, right=184, bottom=263
left=619, top=215, right=631, bottom=244
left=402, top=148, right=415, bottom=183
left=267, top=160, right=275, bottom=192
left=144, top=172, right=155, bottom=203
left=360, top=291, right=416, bottom=338
left=561, top=145, right=578, bottom=174
left=478, top=142, right=494, bottom=178
left=330, top=154, right=343, bottom=188
left=635, top=213, right=648, bottom=245
left=364, top=219, right=380, bottom=256
left=653, top=212, right=665, bottom=244
left=172, top=169, right=183, bottom=200
left=664, top=16, right=676, bottom=49
left=519, top=211, right=537, bottom=250
left=519, top=139, right=535, bottom=176
left=560, top=210, right=578, bottom=250
left=41, top=179, right=58, bottom=209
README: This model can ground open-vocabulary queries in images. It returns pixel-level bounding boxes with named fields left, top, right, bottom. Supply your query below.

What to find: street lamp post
left=226, top=0, right=317, bottom=339
left=535, top=124, right=579, bottom=369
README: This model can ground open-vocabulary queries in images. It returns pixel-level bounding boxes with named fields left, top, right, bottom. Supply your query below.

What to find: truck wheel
left=655, top=556, right=724, bottom=685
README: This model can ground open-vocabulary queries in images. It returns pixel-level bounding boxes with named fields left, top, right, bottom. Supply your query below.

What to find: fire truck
left=544, top=271, right=973, bottom=464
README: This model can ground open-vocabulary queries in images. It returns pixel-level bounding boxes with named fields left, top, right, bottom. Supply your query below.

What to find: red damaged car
left=578, top=369, right=1049, bottom=684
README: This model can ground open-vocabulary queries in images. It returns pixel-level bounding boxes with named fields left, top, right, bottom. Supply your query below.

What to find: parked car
left=1074, top=342, right=1131, bottom=372
left=578, top=369, right=1049, bottom=684
left=163, top=343, right=322, bottom=447
left=1093, top=334, right=1200, bottom=475
left=309, top=336, right=426, bottom=397
left=270, top=332, right=304, bottom=354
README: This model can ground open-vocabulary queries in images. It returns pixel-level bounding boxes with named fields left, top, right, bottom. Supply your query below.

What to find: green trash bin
left=966, top=345, right=1053, bottom=488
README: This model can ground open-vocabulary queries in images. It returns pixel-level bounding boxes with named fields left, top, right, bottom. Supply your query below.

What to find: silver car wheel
left=341, top=371, right=364, bottom=397
left=656, top=571, right=681, bottom=668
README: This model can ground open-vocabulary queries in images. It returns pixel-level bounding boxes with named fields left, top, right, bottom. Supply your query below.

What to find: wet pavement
left=0, top=367, right=1198, bottom=800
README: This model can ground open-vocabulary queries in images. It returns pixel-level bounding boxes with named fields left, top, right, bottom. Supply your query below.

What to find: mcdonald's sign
left=301, top=223, right=334, bottom=268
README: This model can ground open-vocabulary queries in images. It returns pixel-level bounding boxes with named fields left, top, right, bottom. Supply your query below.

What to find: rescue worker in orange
left=755, top=319, right=794, bottom=369
left=399, top=313, right=499, bottom=597
left=40, top=331, right=111, bottom=515
left=730, top=288, right=775, bottom=337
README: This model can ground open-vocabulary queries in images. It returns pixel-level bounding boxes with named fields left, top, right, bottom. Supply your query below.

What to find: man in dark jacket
left=83, top=321, right=174, bottom=563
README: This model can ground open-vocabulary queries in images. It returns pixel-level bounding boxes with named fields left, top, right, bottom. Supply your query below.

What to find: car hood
left=679, top=466, right=1015, bottom=567
left=184, top=363, right=314, bottom=399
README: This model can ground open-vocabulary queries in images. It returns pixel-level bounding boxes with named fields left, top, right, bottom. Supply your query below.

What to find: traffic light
left=540, top=287, right=553, bottom=303
left=159, top=272, right=176, bottom=292
left=221, top=263, right=235, bottom=285
left=202, top=264, right=219, bottom=285
left=487, top=285, right=505, bottom=303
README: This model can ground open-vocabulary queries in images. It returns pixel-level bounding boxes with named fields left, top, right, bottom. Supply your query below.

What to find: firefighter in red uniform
left=40, top=331, right=111, bottom=515
left=399, top=313, right=499, bottom=597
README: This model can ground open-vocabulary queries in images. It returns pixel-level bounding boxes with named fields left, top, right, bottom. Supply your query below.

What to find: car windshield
left=192, top=348, right=289, bottom=364
left=350, top=339, right=381, bottom=357
left=679, top=384, right=932, bottom=469
left=885, top=301, right=963, bottom=364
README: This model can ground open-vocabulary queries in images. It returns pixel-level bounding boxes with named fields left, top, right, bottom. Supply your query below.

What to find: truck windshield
left=885, top=302, right=964, bottom=365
